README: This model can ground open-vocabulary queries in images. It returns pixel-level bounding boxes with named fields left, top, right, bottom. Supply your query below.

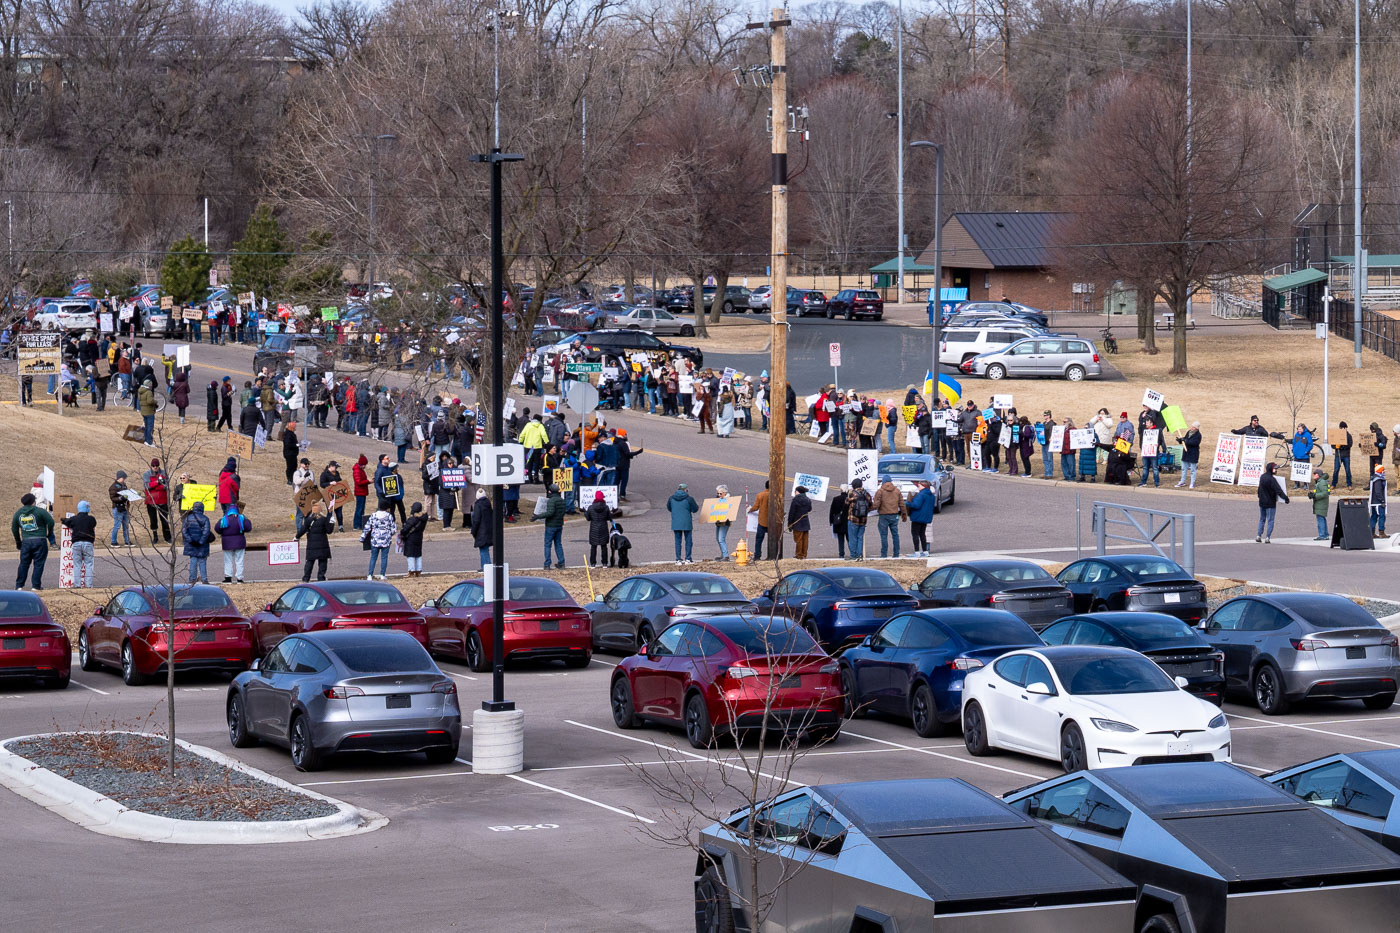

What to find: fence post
left=1095, top=502, right=1106, bottom=556
left=1182, top=513, right=1195, bottom=578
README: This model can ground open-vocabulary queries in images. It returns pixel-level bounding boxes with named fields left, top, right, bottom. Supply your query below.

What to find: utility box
left=1104, top=282, right=1137, bottom=317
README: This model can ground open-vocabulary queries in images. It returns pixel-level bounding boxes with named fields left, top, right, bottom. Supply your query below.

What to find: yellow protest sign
left=901, top=405, right=916, bottom=425
left=180, top=483, right=218, bottom=513
left=701, top=497, right=741, bottom=523
left=553, top=469, right=573, bottom=493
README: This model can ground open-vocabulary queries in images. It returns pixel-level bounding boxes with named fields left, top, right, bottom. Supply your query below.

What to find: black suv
left=253, top=333, right=338, bottom=376
left=575, top=329, right=703, bottom=366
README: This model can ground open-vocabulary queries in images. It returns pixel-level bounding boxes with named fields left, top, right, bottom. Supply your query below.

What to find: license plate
left=1, top=637, right=22, bottom=650
left=373, top=624, right=391, bottom=629
left=777, top=676, right=801, bottom=689
left=194, top=630, right=215, bottom=642
left=1166, top=740, right=1192, bottom=755
left=1164, top=592, right=1181, bottom=603
left=868, top=607, right=891, bottom=619
left=386, top=695, right=411, bottom=709
left=540, top=621, right=559, bottom=632
left=1348, top=646, right=1366, bottom=659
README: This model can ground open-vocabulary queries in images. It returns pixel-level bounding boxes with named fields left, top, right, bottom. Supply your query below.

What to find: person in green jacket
left=138, top=377, right=158, bottom=446
left=12, top=493, right=55, bottom=590
left=1308, top=469, right=1331, bottom=540
left=531, top=484, right=567, bottom=569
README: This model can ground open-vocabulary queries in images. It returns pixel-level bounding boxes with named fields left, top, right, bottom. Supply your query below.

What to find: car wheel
left=910, top=683, right=945, bottom=738
left=78, top=628, right=100, bottom=672
left=425, top=743, right=459, bottom=764
left=1253, top=663, right=1291, bottom=715
left=684, top=692, right=714, bottom=748
left=611, top=676, right=640, bottom=729
left=466, top=630, right=490, bottom=673
left=723, top=301, right=734, bottom=314
left=679, top=325, right=695, bottom=337
left=844, top=308, right=853, bottom=321
left=627, top=324, right=640, bottom=330
left=227, top=693, right=258, bottom=748
left=1140, top=913, right=1181, bottom=933
left=121, top=641, right=147, bottom=686
left=1060, top=722, right=1088, bottom=772
left=1090, top=600, right=1109, bottom=613
left=695, top=865, right=736, bottom=933
left=840, top=664, right=864, bottom=719
left=1364, top=692, right=1397, bottom=710
left=637, top=623, right=655, bottom=651
left=802, top=619, right=822, bottom=647
left=825, top=307, right=835, bottom=319
left=963, top=701, right=994, bottom=756
left=289, top=713, right=323, bottom=772
left=987, top=363, right=1007, bottom=381
left=1066, top=364, right=1086, bottom=382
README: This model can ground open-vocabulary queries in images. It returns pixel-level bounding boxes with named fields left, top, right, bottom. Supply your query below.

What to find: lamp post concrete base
left=471, top=708, right=525, bottom=774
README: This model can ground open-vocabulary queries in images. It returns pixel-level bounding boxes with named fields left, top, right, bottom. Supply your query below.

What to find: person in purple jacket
left=215, top=504, right=252, bottom=583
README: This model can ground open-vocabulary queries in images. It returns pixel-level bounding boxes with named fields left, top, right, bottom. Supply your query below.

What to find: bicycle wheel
left=1267, top=442, right=1291, bottom=464
left=1311, top=441, right=1327, bottom=469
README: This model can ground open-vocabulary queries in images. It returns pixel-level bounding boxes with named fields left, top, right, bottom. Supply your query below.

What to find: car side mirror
left=860, top=635, right=873, bottom=647
left=264, top=602, right=275, bottom=613
left=605, top=597, right=618, bottom=609
left=250, top=658, right=260, bottom=671
left=637, top=643, right=648, bottom=656
left=1026, top=682, right=1053, bottom=696
left=1174, top=676, right=1190, bottom=689
left=93, top=607, right=104, bottom=616
left=760, top=588, right=772, bottom=600
left=421, top=598, right=437, bottom=610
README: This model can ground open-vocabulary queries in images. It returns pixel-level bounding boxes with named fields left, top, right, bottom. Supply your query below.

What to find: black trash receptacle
left=1332, top=498, right=1375, bottom=550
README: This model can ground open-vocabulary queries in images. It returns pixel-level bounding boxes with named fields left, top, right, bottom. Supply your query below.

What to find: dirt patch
left=686, top=319, right=773, bottom=354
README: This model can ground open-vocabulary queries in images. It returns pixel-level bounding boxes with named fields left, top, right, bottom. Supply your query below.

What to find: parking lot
left=6, top=647, right=1400, bottom=931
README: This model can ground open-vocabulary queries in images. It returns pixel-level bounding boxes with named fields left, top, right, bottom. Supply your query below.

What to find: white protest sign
left=992, top=394, right=1013, bottom=410
left=1069, top=428, right=1094, bottom=450
left=1050, top=425, right=1066, bottom=450
left=931, top=410, right=948, bottom=427
left=254, top=425, right=268, bottom=450
left=999, top=424, right=1012, bottom=448
left=58, top=520, right=73, bottom=588
left=1142, top=429, right=1160, bottom=459
left=945, top=423, right=958, bottom=437
left=1142, top=388, right=1165, bottom=411
left=848, top=449, right=877, bottom=486
left=1291, top=460, right=1313, bottom=484
left=502, top=397, right=517, bottom=420
left=578, top=485, right=618, bottom=509
left=39, top=467, right=54, bottom=506
left=267, top=541, right=300, bottom=565
left=793, top=472, right=830, bottom=502
left=905, top=426, right=919, bottom=449
left=176, top=345, right=190, bottom=368
left=471, top=443, right=527, bottom=485
left=1211, top=434, right=1241, bottom=484
left=1237, top=435, right=1269, bottom=487
left=804, top=393, right=821, bottom=409
left=970, top=439, right=983, bottom=470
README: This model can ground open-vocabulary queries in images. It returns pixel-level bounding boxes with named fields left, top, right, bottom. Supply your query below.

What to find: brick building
left=915, top=211, right=1079, bottom=310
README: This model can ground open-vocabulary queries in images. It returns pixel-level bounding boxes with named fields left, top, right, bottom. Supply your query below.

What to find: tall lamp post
left=910, top=141, right=943, bottom=391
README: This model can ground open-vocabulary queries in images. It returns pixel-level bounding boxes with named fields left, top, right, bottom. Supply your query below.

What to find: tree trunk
left=709, top=269, right=730, bottom=325
left=691, top=272, right=708, bottom=337
left=1137, top=285, right=1157, bottom=353
left=623, top=265, right=635, bottom=305
left=1170, top=287, right=1190, bottom=374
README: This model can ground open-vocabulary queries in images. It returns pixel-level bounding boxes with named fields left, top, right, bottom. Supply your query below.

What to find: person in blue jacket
left=907, top=479, right=936, bottom=557
left=666, top=482, right=699, bottom=564
left=1290, top=423, right=1314, bottom=489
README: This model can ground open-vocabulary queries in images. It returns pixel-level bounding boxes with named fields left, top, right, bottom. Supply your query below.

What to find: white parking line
left=589, top=658, right=618, bottom=668
left=69, top=679, right=110, bottom=696
left=1226, top=712, right=1400, bottom=748
left=564, top=719, right=803, bottom=788
left=841, top=730, right=1043, bottom=779
left=300, top=770, right=472, bottom=787
left=443, top=671, right=479, bottom=682
left=504, top=773, right=656, bottom=824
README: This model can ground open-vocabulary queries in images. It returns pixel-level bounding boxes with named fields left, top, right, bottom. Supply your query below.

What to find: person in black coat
left=585, top=491, right=614, bottom=566
left=787, top=486, right=814, bottom=559
left=296, top=501, right=335, bottom=582
left=470, top=488, right=493, bottom=570
left=282, top=421, right=301, bottom=485
left=401, top=503, right=429, bottom=576
left=829, top=486, right=850, bottom=558
left=1256, top=462, right=1289, bottom=543
left=205, top=381, right=219, bottom=432
left=239, top=400, right=262, bottom=438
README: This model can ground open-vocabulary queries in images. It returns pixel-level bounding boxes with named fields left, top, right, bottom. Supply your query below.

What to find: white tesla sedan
left=961, top=645, right=1231, bottom=772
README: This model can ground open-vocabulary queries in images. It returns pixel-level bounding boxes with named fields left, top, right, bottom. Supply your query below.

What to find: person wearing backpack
left=142, top=458, right=172, bottom=545
left=215, top=505, right=252, bottom=583
left=846, top=479, right=873, bottom=560
left=181, top=501, right=213, bottom=583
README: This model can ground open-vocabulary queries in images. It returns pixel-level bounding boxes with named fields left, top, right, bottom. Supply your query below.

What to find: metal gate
left=1091, top=502, right=1196, bottom=577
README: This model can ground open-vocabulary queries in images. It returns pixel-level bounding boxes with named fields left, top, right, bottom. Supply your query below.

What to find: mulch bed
left=6, top=732, right=336, bottom=822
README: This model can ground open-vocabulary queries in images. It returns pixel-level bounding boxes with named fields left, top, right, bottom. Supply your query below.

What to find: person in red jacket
left=352, top=453, right=370, bottom=529
left=217, top=457, right=240, bottom=515
left=142, top=458, right=172, bottom=544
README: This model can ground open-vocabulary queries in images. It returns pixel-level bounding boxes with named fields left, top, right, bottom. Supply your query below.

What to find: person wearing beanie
left=845, top=478, right=873, bottom=560
left=217, top=376, right=234, bottom=431
left=470, top=488, right=493, bottom=570
left=586, top=489, right=614, bottom=566
left=532, top=483, right=567, bottom=569
left=1255, top=462, right=1289, bottom=544
left=62, top=500, right=98, bottom=587
left=215, top=504, right=251, bottom=583
left=181, top=501, right=213, bottom=583
left=108, top=470, right=134, bottom=546
left=217, top=457, right=241, bottom=515
left=1371, top=464, right=1389, bottom=539
left=12, top=492, right=54, bottom=590
left=352, top=453, right=370, bottom=529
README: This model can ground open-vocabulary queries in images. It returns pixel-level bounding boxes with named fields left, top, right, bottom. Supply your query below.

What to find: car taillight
left=1384, top=634, right=1399, bottom=648
left=1290, top=637, right=1329, bottom=651
left=819, top=661, right=839, bottom=675
left=989, top=594, right=1006, bottom=604
left=1125, top=587, right=1145, bottom=597
left=832, top=601, right=856, bottom=611
left=324, top=685, right=365, bottom=699
left=1092, top=352, right=1100, bottom=363
left=431, top=681, right=456, bottom=695
left=724, top=665, right=760, bottom=680
left=327, top=617, right=356, bottom=627
left=949, top=658, right=984, bottom=671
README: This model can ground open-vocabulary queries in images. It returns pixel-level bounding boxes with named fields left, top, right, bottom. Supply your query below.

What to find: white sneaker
left=366, top=574, right=374, bottom=580
left=377, top=574, right=388, bottom=580
left=676, top=560, right=683, bottom=566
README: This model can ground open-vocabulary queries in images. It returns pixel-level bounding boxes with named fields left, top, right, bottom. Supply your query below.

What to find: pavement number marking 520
left=488, top=823, right=560, bottom=832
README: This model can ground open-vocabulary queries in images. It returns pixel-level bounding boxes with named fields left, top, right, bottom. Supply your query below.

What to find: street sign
left=565, top=361, right=603, bottom=374
left=565, top=380, right=600, bottom=415
left=471, top=443, right=527, bottom=485
left=829, top=342, right=841, bottom=367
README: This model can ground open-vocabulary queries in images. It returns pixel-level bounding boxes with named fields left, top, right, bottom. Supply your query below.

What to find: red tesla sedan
left=609, top=614, right=841, bottom=748
left=0, top=590, right=69, bottom=689
left=249, top=580, right=428, bottom=657
left=421, top=576, right=591, bottom=672
left=78, top=585, right=254, bottom=686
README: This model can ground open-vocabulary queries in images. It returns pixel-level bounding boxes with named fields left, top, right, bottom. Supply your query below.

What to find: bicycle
left=1099, top=327, right=1118, bottom=354
left=1266, top=436, right=1326, bottom=471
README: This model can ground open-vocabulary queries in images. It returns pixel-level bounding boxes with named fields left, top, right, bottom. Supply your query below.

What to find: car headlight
left=1209, top=713, right=1227, bottom=729
left=1090, top=718, right=1138, bottom=733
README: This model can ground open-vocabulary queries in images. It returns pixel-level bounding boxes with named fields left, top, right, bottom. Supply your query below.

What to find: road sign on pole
left=565, top=361, right=603, bottom=375
left=828, top=342, right=841, bottom=366
left=470, top=443, right=526, bottom=485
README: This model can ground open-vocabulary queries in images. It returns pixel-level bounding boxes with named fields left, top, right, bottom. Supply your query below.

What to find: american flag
left=475, top=412, right=485, bottom=442
left=140, top=293, right=154, bottom=309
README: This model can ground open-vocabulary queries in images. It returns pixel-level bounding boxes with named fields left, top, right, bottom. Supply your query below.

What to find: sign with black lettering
left=471, top=443, right=526, bottom=485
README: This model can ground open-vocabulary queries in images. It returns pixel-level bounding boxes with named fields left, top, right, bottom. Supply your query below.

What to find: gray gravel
left=1206, top=584, right=1400, bottom=619
left=6, top=734, right=337, bottom=822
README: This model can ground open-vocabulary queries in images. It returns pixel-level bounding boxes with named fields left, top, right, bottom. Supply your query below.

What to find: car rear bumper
left=326, top=717, right=463, bottom=754
left=504, top=632, right=591, bottom=662
left=0, top=641, right=70, bottom=679
left=728, top=706, right=840, bottom=734
left=1285, top=669, right=1399, bottom=700
left=136, top=639, right=253, bottom=675
left=1126, top=599, right=1208, bottom=624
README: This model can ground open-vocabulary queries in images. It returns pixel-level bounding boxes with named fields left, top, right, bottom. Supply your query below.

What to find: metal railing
left=1091, top=502, right=1196, bottom=577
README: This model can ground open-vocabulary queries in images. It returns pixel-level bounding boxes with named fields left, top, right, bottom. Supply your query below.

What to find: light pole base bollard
left=471, top=708, right=525, bottom=774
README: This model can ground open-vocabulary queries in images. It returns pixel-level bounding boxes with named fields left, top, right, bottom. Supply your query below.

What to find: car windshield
left=879, top=461, right=927, bottom=475
left=671, top=578, right=744, bottom=597
left=330, top=641, right=433, bottom=672
left=330, top=586, right=410, bottom=607
left=1054, top=656, right=1177, bottom=695
left=147, top=587, right=234, bottom=611
left=984, top=565, right=1055, bottom=584
left=0, top=593, right=43, bottom=617
left=1116, top=557, right=1187, bottom=579
left=822, top=569, right=899, bottom=591
left=509, top=580, right=570, bottom=601
left=262, top=334, right=293, bottom=350
left=713, top=619, right=819, bottom=656
left=947, top=615, right=1039, bottom=647
left=1111, top=616, right=1200, bottom=643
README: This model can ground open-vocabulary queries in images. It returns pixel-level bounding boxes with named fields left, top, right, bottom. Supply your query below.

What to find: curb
left=0, top=732, right=388, bottom=844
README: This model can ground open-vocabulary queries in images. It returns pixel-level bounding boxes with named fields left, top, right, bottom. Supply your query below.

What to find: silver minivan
left=969, top=336, right=1102, bottom=381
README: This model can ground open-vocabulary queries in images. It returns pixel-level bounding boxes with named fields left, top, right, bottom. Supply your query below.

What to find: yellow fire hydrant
left=734, top=539, right=749, bottom=566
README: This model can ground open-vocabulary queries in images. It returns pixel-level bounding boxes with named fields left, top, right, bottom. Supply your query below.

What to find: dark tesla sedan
left=227, top=630, right=461, bottom=772
left=420, top=576, right=591, bottom=671
left=610, top=614, right=841, bottom=748
left=910, top=560, right=1072, bottom=630
left=585, top=572, right=754, bottom=653
left=0, top=591, right=68, bottom=689
left=839, top=608, right=1042, bottom=737
left=1268, top=750, right=1400, bottom=853
left=1039, top=612, right=1225, bottom=704
left=750, top=567, right=919, bottom=650
left=78, top=585, right=254, bottom=685
left=248, top=581, right=428, bottom=656
left=1056, top=554, right=1208, bottom=623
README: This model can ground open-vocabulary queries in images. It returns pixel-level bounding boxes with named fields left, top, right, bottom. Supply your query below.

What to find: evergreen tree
left=230, top=204, right=289, bottom=297
left=159, top=235, right=212, bottom=305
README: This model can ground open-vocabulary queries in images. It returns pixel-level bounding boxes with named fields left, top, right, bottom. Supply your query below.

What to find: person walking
left=1332, top=421, right=1354, bottom=488
left=1175, top=422, right=1202, bottom=489
left=62, top=500, right=98, bottom=587
left=297, top=501, right=335, bottom=582
left=667, top=482, right=699, bottom=564
left=749, top=481, right=771, bottom=559
left=401, top=503, right=429, bottom=576
left=907, top=479, right=935, bottom=557
left=1371, top=466, right=1388, bottom=539
left=470, top=488, right=493, bottom=570
left=787, top=485, right=813, bottom=559
left=712, top=485, right=734, bottom=560
left=215, top=505, right=251, bottom=583
left=108, top=470, right=134, bottom=546
left=352, top=454, right=370, bottom=529
left=872, top=475, right=908, bottom=559
left=1255, top=462, right=1289, bottom=544
left=829, top=484, right=849, bottom=558
left=585, top=491, right=613, bottom=566
left=846, top=479, right=873, bottom=560
left=181, top=501, right=213, bottom=583
left=1307, top=469, right=1331, bottom=541
left=360, top=507, right=397, bottom=580
left=532, top=484, right=566, bottom=569
left=12, top=493, right=54, bottom=590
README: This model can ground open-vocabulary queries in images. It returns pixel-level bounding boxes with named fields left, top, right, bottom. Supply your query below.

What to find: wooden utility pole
left=765, top=7, right=789, bottom=558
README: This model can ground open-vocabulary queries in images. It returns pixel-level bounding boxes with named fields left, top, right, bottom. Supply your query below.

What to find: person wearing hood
left=1255, top=462, right=1289, bottom=544
left=62, top=500, right=97, bottom=587
left=532, top=484, right=567, bottom=569
left=1332, top=421, right=1354, bottom=488
left=360, top=506, right=397, bottom=580
left=142, top=457, right=172, bottom=544
left=1368, top=421, right=1389, bottom=478
left=667, top=482, right=699, bottom=565
left=12, top=493, right=54, bottom=590
left=217, top=457, right=240, bottom=514
left=1371, top=465, right=1389, bottom=539
left=1307, top=469, right=1330, bottom=541
left=215, top=504, right=251, bottom=583
left=108, top=470, right=134, bottom=546
left=401, top=503, right=429, bottom=576
left=171, top=369, right=190, bottom=424
left=205, top=379, right=219, bottom=432
left=138, top=377, right=158, bottom=446
left=297, top=499, right=335, bottom=582
left=238, top=394, right=262, bottom=438
left=217, top=376, right=234, bottom=431
left=181, top=501, right=213, bottom=583
left=352, top=454, right=370, bottom=529
left=586, top=490, right=614, bottom=566
left=788, top=485, right=813, bottom=559
left=376, top=459, right=407, bottom=522
left=829, top=484, right=850, bottom=558
left=470, top=488, right=493, bottom=569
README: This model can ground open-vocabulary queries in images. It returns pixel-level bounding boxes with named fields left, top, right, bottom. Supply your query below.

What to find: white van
left=938, top=325, right=1044, bottom=366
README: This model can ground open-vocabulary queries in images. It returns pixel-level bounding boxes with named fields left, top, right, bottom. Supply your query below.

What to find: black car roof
left=949, top=560, right=1047, bottom=574
left=1092, top=762, right=1301, bottom=817
left=298, top=629, right=421, bottom=649
left=816, top=779, right=1026, bottom=837
left=1034, top=645, right=1141, bottom=662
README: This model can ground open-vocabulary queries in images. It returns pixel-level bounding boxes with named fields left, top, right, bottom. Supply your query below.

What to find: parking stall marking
left=443, top=670, right=480, bottom=682
left=504, top=773, right=656, bottom=825
left=68, top=680, right=110, bottom=696
left=1226, top=712, right=1400, bottom=749
left=840, top=730, right=1044, bottom=779
left=565, top=719, right=803, bottom=788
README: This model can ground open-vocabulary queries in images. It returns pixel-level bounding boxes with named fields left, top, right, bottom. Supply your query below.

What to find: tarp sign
left=1211, top=434, right=1242, bottom=484
left=1238, top=435, right=1269, bottom=487
left=793, top=472, right=829, bottom=502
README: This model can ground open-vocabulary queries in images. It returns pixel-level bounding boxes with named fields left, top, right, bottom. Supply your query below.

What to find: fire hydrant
left=734, top=539, right=749, bottom=566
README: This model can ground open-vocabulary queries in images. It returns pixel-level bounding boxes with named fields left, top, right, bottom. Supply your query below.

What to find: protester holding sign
left=1308, top=470, right=1331, bottom=540
left=297, top=500, right=335, bottom=582
left=1175, top=422, right=1202, bottom=489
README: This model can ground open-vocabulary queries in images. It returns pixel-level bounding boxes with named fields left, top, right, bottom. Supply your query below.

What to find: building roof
left=1262, top=268, right=1327, bottom=292
left=916, top=212, right=1071, bottom=270
left=1331, top=255, right=1400, bottom=266
left=869, top=255, right=939, bottom=274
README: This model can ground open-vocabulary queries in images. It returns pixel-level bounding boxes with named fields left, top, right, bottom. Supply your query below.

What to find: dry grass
left=687, top=319, right=772, bottom=354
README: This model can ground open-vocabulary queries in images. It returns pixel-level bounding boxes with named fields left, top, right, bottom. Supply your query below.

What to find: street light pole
left=1353, top=0, right=1364, bottom=369
left=911, top=141, right=943, bottom=396
left=895, top=0, right=905, bottom=299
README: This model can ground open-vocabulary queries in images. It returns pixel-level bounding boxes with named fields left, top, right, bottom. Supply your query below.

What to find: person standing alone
left=787, top=485, right=812, bottom=559
left=1255, top=462, right=1289, bottom=544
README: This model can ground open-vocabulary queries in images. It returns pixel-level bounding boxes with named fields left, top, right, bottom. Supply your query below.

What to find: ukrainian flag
left=923, top=370, right=961, bottom=405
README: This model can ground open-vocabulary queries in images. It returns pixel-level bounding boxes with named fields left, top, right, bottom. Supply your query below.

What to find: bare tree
left=1277, top=361, right=1316, bottom=435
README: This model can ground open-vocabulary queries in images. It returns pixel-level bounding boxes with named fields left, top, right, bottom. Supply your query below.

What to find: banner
left=1238, top=435, right=1269, bottom=487
left=793, top=472, right=830, bottom=502
left=578, top=485, right=618, bottom=509
left=848, top=449, right=877, bottom=486
left=1211, top=434, right=1241, bottom=484
left=1142, top=429, right=1160, bottom=459
left=440, top=468, right=468, bottom=489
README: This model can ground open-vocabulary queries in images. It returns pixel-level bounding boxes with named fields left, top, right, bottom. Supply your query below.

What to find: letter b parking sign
left=471, top=443, right=527, bottom=485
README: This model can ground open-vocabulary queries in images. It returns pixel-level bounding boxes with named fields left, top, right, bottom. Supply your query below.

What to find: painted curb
left=0, top=732, right=388, bottom=844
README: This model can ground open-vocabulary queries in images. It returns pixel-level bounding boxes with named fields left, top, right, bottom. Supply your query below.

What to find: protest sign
left=324, top=480, right=351, bottom=509
left=848, top=449, right=877, bottom=485
left=1291, top=460, right=1313, bottom=484
left=440, top=468, right=468, bottom=489
left=1238, top=435, right=1269, bottom=487
left=579, top=485, right=618, bottom=509
left=293, top=483, right=324, bottom=515
left=970, top=439, right=983, bottom=470
left=992, top=394, right=1013, bottom=410
left=901, top=405, right=916, bottom=425
left=1211, top=434, right=1242, bottom=484
left=267, top=541, right=300, bottom=565
left=1161, top=405, right=1187, bottom=433
left=1050, top=425, right=1066, bottom=450
left=702, top=497, right=741, bottom=523
left=552, top=469, right=573, bottom=493
left=180, top=483, right=218, bottom=513
left=226, top=431, right=253, bottom=459
left=1142, top=429, right=1160, bottom=459
left=999, top=424, right=1012, bottom=448
left=1069, top=428, right=1094, bottom=449
left=1142, top=388, right=1165, bottom=411
left=793, top=472, right=830, bottom=502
